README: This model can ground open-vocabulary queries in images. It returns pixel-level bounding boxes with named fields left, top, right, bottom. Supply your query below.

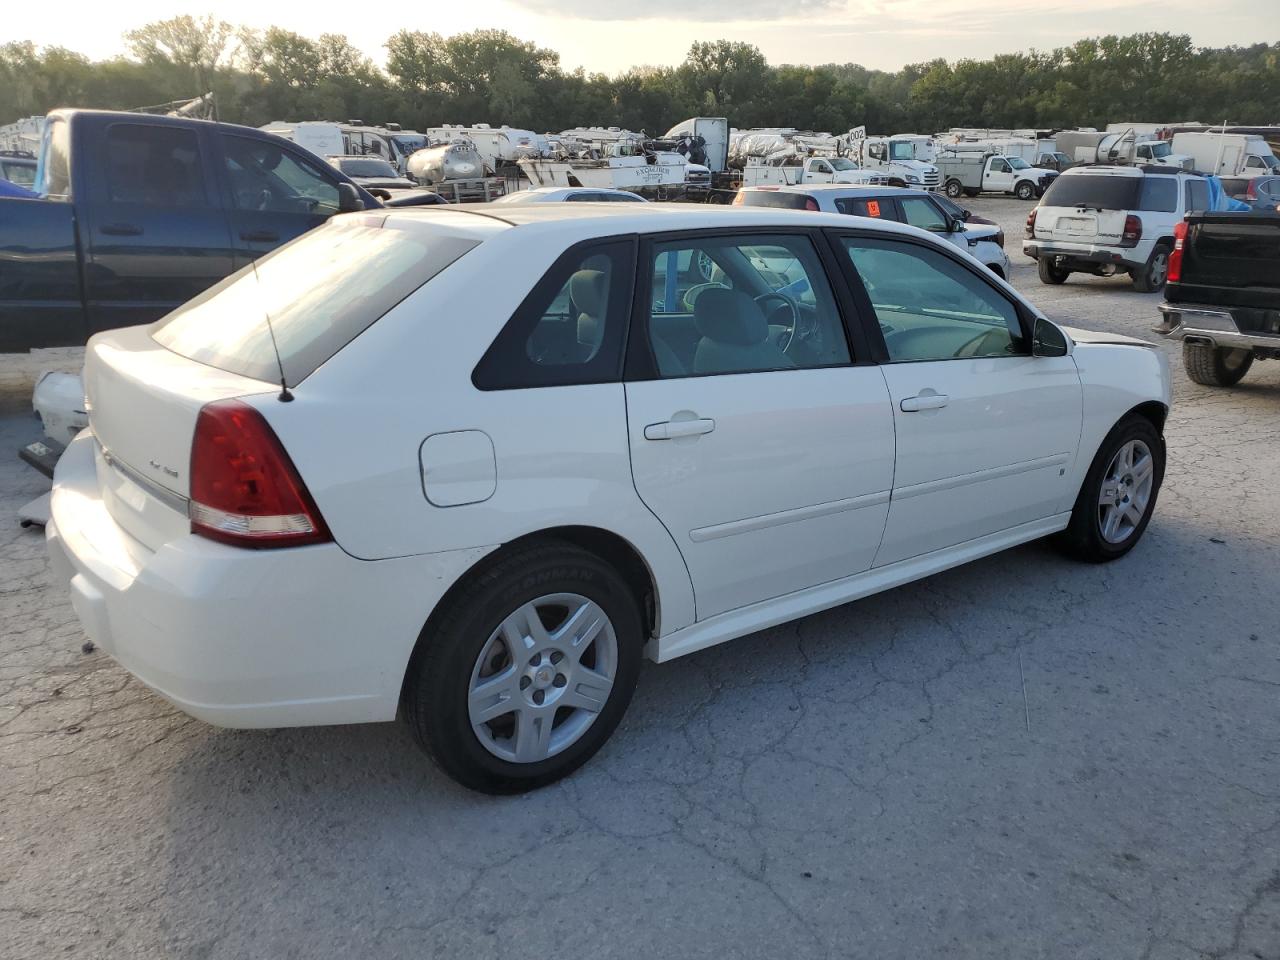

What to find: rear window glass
left=1195, top=222, right=1280, bottom=262
left=735, top=190, right=812, bottom=210
left=153, top=220, right=477, bottom=386
left=1041, top=174, right=1138, bottom=210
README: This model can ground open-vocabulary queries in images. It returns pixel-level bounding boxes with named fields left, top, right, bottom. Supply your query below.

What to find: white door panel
left=626, top=367, right=895, bottom=619
left=876, top=356, right=1082, bottom=565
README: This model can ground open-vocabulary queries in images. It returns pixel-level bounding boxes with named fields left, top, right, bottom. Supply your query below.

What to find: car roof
left=764, top=184, right=930, bottom=198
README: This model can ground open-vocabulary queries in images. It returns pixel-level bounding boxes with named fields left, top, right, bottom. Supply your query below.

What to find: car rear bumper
left=1023, top=240, right=1146, bottom=270
left=47, top=430, right=493, bottom=729
left=1154, top=303, right=1280, bottom=352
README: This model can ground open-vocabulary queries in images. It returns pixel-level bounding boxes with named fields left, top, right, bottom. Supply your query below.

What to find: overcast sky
left=16, top=0, right=1273, bottom=74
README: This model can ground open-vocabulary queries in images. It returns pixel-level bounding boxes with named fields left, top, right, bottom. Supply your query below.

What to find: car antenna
left=249, top=258, right=293, bottom=402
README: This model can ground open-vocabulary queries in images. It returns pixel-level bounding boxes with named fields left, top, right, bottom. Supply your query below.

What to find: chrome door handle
left=644, top=418, right=715, bottom=440
left=900, top=394, right=949, bottom=412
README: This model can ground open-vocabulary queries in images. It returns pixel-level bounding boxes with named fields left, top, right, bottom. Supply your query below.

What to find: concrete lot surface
left=1, top=197, right=1278, bottom=959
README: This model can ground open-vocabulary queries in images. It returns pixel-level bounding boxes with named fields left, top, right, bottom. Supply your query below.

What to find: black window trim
left=472, top=233, right=639, bottom=391
left=821, top=226, right=1035, bottom=366
left=623, top=225, right=875, bottom=382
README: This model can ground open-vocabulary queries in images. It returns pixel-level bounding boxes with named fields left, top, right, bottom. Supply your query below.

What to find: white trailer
left=1171, top=131, right=1280, bottom=179
left=259, top=121, right=346, bottom=160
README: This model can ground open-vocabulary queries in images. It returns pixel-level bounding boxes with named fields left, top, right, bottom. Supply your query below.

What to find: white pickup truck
left=937, top=151, right=1059, bottom=200
left=741, top=156, right=887, bottom=188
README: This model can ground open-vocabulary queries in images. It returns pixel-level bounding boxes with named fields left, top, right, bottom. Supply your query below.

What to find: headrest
left=569, top=269, right=608, bottom=318
left=693, top=287, right=768, bottom=346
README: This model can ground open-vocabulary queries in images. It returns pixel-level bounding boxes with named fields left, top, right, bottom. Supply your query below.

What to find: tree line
left=2, top=19, right=1278, bottom=140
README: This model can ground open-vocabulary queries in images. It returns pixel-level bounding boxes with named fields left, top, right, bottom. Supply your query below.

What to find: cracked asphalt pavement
left=2, top=198, right=1278, bottom=959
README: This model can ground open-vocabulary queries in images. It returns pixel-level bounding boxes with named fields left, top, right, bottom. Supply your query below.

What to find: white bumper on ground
left=46, top=431, right=494, bottom=729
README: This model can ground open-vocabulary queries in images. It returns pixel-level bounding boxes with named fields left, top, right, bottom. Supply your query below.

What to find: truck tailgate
left=1171, top=213, right=1280, bottom=311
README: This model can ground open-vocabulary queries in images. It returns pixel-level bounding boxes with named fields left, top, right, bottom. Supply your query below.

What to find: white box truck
left=1171, top=131, right=1280, bottom=179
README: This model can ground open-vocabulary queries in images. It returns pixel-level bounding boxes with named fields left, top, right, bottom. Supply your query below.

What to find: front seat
left=570, top=269, right=608, bottom=361
left=693, top=287, right=795, bottom=375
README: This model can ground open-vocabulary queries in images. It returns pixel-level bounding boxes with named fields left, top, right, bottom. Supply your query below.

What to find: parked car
left=936, top=151, right=1058, bottom=200
left=0, top=109, right=379, bottom=351
left=735, top=184, right=1010, bottom=276
left=1024, top=165, right=1208, bottom=292
left=1036, top=151, right=1073, bottom=172
left=47, top=204, right=1170, bottom=793
left=0, top=150, right=36, bottom=188
left=492, top=186, right=647, bottom=204
left=1243, top=175, right=1280, bottom=210
left=1154, top=209, right=1280, bottom=386
left=326, top=155, right=417, bottom=191
left=930, top=192, right=1000, bottom=234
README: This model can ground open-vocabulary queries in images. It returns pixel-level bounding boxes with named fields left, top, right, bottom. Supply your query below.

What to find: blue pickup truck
left=0, top=109, right=380, bottom=351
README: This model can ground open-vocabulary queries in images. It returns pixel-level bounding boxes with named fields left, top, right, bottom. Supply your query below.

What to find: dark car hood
left=352, top=176, right=417, bottom=189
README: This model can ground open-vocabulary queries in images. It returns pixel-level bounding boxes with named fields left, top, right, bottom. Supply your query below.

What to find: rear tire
left=1059, top=415, right=1164, bottom=563
left=402, top=542, right=643, bottom=794
left=1038, top=257, right=1070, bottom=284
left=1132, top=242, right=1172, bottom=293
left=945, top=179, right=964, bottom=198
left=1015, top=180, right=1036, bottom=200
left=1183, top=342, right=1254, bottom=387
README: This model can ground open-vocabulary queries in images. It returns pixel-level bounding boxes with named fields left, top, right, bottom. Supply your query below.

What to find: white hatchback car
left=48, top=205, right=1171, bottom=793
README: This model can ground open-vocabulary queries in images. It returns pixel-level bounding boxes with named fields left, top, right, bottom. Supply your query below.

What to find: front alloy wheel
left=1097, top=439, right=1155, bottom=544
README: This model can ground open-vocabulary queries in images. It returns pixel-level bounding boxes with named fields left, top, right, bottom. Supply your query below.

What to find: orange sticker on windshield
left=866, top=200, right=881, bottom=217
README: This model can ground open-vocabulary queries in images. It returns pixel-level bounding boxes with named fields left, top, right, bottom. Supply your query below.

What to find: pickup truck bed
left=1155, top=211, right=1280, bottom=386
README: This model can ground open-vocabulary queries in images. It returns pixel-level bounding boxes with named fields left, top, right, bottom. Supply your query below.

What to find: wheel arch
left=1126, top=399, right=1169, bottom=434
left=399, top=525, right=661, bottom=707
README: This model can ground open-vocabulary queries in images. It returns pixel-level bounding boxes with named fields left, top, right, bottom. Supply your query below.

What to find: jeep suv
left=1024, top=165, right=1209, bottom=293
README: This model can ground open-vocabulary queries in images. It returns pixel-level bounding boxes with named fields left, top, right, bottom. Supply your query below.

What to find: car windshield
left=888, top=142, right=916, bottom=161
left=340, top=158, right=399, bottom=178
left=1262, top=154, right=1280, bottom=172
left=1007, top=157, right=1030, bottom=170
left=1041, top=174, right=1139, bottom=210
left=1145, top=142, right=1172, bottom=159
left=154, top=221, right=477, bottom=386
left=829, top=158, right=857, bottom=170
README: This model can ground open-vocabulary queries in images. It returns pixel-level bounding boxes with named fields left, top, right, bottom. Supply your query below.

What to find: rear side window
left=104, top=124, right=208, bottom=207
left=38, top=117, right=72, bottom=199
left=735, top=190, right=812, bottom=210
left=1138, top=177, right=1178, bottom=212
left=473, top=240, right=635, bottom=390
left=154, top=220, right=477, bottom=386
left=1041, top=174, right=1138, bottom=210
left=835, top=197, right=888, bottom=218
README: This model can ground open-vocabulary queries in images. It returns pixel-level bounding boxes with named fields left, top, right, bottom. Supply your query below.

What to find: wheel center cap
left=535, top=667, right=554, bottom=686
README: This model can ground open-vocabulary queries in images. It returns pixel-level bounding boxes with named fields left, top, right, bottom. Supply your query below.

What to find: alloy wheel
left=467, top=593, right=618, bottom=764
left=1097, top=439, right=1155, bottom=544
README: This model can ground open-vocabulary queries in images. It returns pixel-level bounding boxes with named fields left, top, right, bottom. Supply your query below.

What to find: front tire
left=1059, top=415, right=1164, bottom=562
left=944, top=179, right=964, bottom=198
left=1015, top=180, right=1036, bottom=200
left=1183, top=342, right=1254, bottom=387
left=403, top=542, right=643, bottom=794
left=1038, top=257, right=1070, bottom=284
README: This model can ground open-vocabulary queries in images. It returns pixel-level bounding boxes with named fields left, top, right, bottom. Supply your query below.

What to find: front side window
left=221, top=134, right=339, bottom=215
left=991, top=159, right=1011, bottom=174
left=103, top=124, right=207, bottom=207
left=473, top=240, right=634, bottom=389
left=841, top=237, right=1026, bottom=363
left=899, top=197, right=949, bottom=232
left=644, top=233, right=850, bottom=378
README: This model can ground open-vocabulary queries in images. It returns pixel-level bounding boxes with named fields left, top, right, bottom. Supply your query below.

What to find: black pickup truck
left=1155, top=210, right=1280, bottom=386
left=0, top=109, right=379, bottom=351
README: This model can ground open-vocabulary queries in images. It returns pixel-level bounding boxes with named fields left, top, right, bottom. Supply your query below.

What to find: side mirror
left=1032, top=317, right=1070, bottom=357
left=949, top=214, right=966, bottom=232
left=337, top=182, right=364, bottom=213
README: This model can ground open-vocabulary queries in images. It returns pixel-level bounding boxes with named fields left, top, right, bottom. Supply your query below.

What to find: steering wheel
left=754, top=292, right=801, bottom=353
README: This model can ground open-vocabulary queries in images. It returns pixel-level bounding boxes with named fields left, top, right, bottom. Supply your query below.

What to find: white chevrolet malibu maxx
left=47, top=205, right=1171, bottom=793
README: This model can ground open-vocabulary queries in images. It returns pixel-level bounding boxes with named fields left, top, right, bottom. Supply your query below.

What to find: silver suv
left=1024, top=165, right=1210, bottom=293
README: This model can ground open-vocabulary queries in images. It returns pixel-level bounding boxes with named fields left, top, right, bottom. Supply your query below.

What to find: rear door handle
left=644, top=418, right=715, bottom=441
left=900, top=394, right=949, bottom=412
left=240, top=229, right=280, bottom=243
left=100, top=223, right=143, bottom=236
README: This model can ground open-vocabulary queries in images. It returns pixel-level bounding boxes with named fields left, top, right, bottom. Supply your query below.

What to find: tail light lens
left=1246, top=180, right=1257, bottom=200
left=189, top=399, right=331, bottom=549
left=1025, top=208, right=1037, bottom=238
left=1121, top=214, right=1142, bottom=248
left=1167, top=220, right=1187, bottom=284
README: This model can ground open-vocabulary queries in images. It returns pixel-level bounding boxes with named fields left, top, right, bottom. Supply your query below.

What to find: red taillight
left=731, top=191, right=745, bottom=206
left=1167, top=220, right=1187, bottom=284
left=1121, top=214, right=1142, bottom=248
left=804, top=197, right=819, bottom=211
left=1246, top=180, right=1257, bottom=200
left=1025, top=208, right=1037, bottom=238
left=188, top=399, right=331, bottom=549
